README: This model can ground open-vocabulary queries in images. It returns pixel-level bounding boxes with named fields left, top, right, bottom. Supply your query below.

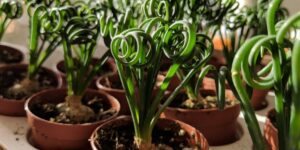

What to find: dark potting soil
left=168, top=92, right=237, bottom=109
left=95, top=122, right=195, bottom=150
left=0, top=69, right=57, bottom=100
left=31, top=95, right=115, bottom=124
left=0, top=48, right=23, bottom=64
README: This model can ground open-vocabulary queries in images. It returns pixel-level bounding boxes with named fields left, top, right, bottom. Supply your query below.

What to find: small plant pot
left=202, top=76, right=269, bottom=110
left=0, top=43, right=24, bottom=65
left=25, top=89, right=120, bottom=150
left=96, top=73, right=130, bottom=115
left=56, top=57, right=117, bottom=89
left=163, top=89, right=241, bottom=146
left=0, top=64, right=61, bottom=116
left=90, top=116, right=209, bottom=150
left=264, top=109, right=278, bottom=150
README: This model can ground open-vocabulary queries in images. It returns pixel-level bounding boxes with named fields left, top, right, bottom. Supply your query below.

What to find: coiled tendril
left=64, top=15, right=100, bottom=44
left=143, top=0, right=184, bottom=22
left=187, top=0, right=238, bottom=26
left=111, top=28, right=155, bottom=67
left=0, top=0, right=23, bottom=19
left=162, top=21, right=196, bottom=64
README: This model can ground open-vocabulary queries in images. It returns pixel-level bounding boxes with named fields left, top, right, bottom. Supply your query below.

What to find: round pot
left=0, top=64, right=61, bottom=116
left=202, top=76, right=268, bottom=110
left=0, top=43, right=24, bottom=65
left=25, top=89, right=120, bottom=150
left=163, top=89, right=241, bottom=146
left=56, top=57, right=117, bottom=89
left=96, top=73, right=130, bottom=115
left=90, top=116, right=209, bottom=150
left=264, top=109, right=277, bottom=150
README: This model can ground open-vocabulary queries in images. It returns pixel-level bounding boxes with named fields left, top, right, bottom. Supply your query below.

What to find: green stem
left=231, top=36, right=267, bottom=150
left=267, top=0, right=282, bottom=35
left=290, top=40, right=300, bottom=149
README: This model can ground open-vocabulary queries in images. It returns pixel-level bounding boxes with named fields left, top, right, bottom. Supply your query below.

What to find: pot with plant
left=143, top=0, right=241, bottom=146
left=0, top=0, right=24, bottom=65
left=90, top=14, right=210, bottom=149
left=0, top=2, right=64, bottom=116
left=231, top=0, right=300, bottom=149
left=162, top=67, right=241, bottom=146
left=209, top=0, right=288, bottom=110
left=25, top=3, right=120, bottom=149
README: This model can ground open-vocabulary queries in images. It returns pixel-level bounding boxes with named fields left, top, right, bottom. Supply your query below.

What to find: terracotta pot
left=163, top=89, right=241, bottom=146
left=96, top=73, right=130, bottom=115
left=264, top=109, right=278, bottom=150
left=0, top=64, right=61, bottom=116
left=25, top=89, right=120, bottom=150
left=0, top=43, right=24, bottom=66
left=251, top=89, right=268, bottom=110
left=90, top=116, right=209, bottom=150
left=202, top=76, right=268, bottom=110
left=55, top=57, right=117, bottom=89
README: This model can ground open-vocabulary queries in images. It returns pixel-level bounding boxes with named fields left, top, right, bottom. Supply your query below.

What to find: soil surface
left=31, top=95, right=115, bottom=124
left=95, top=122, right=195, bottom=150
left=168, top=92, right=237, bottom=109
left=0, top=68, right=57, bottom=100
left=0, top=48, right=23, bottom=64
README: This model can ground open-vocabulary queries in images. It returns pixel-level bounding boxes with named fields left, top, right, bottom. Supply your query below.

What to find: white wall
left=238, top=0, right=299, bottom=15
left=282, top=0, right=300, bottom=15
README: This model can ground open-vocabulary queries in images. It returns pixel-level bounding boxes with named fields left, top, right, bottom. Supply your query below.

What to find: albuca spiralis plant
left=6, top=3, right=65, bottom=98
left=0, top=0, right=22, bottom=41
left=52, top=4, right=112, bottom=123
left=231, top=0, right=300, bottom=149
left=110, top=13, right=214, bottom=147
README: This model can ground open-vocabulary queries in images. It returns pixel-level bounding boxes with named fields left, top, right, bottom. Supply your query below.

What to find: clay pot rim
left=0, top=63, right=62, bottom=102
left=25, top=88, right=120, bottom=127
left=165, top=89, right=240, bottom=113
left=89, top=115, right=209, bottom=149
left=265, top=108, right=278, bottom=132
left=96, top=73, right=124, bottom=93
left=0, top=43, right=24, bottom=62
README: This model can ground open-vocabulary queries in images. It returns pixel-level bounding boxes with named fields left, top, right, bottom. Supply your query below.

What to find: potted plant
left=0, top=2, right=63, bottom=116
left=90, top=14, right=210, bottom=149
left=0, top=0, right=24, bottom=65
left=231, top=0, right=300, bottom=149
left=25, top=3, right=120, bottom=149
left=212, top=0, right=288, bottom=110
left=146, top=0, right=241, bottom=146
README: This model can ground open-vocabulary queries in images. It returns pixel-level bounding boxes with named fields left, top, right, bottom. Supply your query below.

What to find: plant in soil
left=213, top=0, right=288, bottom=104
left=151, top=0, right=243, bottom=110
left=0, top=3, right=64, bottom=100
left=38, top=3, right=117, bottom=124
left=0, top=0, right=23, bottom=41
left=231, top=0, right=300, bottom=149
left=95, top=117, right=195, bottom=150
left=110, top=5, right=214, bottom=146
